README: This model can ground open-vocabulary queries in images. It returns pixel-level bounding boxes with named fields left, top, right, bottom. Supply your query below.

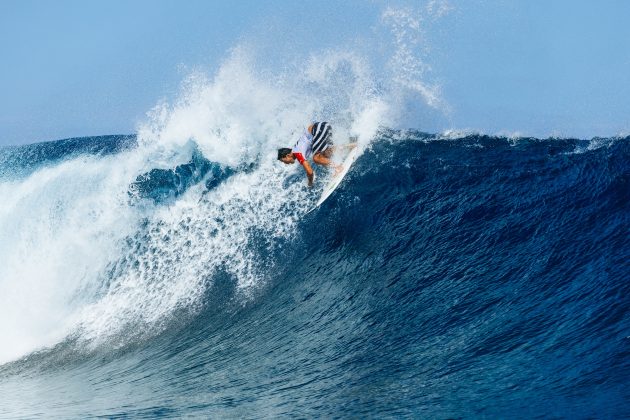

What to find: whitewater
left=1, top=7, right=629, bottom=420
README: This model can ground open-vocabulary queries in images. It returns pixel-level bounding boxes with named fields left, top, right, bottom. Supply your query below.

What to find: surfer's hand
left=303, top=161, right=314, bottom=186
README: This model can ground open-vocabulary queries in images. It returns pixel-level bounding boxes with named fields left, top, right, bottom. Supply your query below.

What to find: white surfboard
left=307, top=147, right=360, bottom=213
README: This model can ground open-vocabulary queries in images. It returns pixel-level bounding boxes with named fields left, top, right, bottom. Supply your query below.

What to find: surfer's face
left=280, top=155, right=295, bottom=164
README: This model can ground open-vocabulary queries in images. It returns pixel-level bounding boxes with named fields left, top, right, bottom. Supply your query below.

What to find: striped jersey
left=291, top=122, right=333, bottom=164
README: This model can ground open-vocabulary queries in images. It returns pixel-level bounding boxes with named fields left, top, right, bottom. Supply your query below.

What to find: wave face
left=0, top=133, right=628, bottom=418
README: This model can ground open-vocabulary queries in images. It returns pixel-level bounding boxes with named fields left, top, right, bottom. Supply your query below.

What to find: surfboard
left=307, top=146, right=360, bottom=214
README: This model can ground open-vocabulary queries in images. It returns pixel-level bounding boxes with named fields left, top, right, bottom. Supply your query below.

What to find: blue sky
left=1, top=0, right=629, bottom=145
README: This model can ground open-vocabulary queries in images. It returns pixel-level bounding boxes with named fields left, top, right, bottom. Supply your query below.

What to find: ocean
left=0, top=132, right=628, bottom=418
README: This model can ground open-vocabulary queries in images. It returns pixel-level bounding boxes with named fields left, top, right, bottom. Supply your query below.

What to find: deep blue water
left=0, top=133, right=628, bottom=418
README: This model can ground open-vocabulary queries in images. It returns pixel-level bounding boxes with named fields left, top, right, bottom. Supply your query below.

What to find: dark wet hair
left=277, top=148, right=292, bottom=160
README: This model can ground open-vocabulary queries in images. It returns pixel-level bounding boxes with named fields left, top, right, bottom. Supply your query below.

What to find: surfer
left=277, top=122, right=341, bottom=187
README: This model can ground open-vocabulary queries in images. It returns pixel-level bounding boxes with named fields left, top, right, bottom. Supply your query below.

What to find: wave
left=0, top=132, right=628, bottom=417
left=0, top=6, right=628, bottom=412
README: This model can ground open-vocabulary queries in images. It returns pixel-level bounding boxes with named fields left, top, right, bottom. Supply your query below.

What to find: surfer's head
left=277, top=148, right=295, bottom=164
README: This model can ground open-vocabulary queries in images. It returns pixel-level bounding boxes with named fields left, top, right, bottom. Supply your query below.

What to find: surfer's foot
left=333, top=164, right=343, bottom=177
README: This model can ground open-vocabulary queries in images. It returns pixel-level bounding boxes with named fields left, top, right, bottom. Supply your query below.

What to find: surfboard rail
left=306, top=146, right=360, bottom=214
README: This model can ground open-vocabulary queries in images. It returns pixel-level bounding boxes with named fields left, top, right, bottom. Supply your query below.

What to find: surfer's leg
left=314, top=152, right=343, bottom=176
left=313, top=152, right=332, bottom=166
left=328, top=140, right=356, bottom=155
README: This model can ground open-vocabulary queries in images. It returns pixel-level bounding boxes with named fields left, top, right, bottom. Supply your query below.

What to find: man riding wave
left=277, top=122, right=342, bottom=187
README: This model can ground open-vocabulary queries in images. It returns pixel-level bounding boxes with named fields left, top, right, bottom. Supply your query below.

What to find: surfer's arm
left=301, top=161, right=314, bottom=187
